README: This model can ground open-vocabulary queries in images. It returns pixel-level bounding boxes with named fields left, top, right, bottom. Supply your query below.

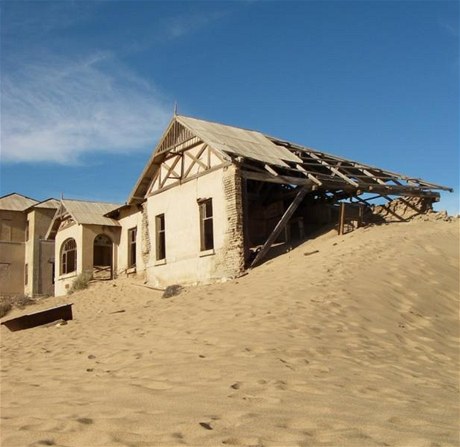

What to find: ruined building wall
left=212, top=165, right=245, bottom=278
left=370, top=196, right=437, bottom=223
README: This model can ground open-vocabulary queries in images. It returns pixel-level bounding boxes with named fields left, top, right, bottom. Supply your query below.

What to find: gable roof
left=128, top=115, right=304, bottom=205
left=46, top=198, right=121, bottom=240
left=177, top=115, right=301, bottom=167
left=127, top=115, right=452, bottom=206
left=0, top=193, right=38, bottom=211
left=25, top=198, right=60, bottom=212
left=61, top=199, right=121, bottom=226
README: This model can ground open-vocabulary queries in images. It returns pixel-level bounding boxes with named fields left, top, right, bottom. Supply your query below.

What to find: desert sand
left=1, top=219, right=459, bottom=447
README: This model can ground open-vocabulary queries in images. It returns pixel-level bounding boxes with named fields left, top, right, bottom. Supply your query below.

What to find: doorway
left=93, top=234, right=113, bottom=280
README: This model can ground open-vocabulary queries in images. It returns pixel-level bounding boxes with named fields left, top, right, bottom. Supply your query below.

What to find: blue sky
left=1, top=0, right=459, bottom=213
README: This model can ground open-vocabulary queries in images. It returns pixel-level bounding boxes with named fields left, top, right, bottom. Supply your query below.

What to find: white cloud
left=1, top=53, right=171, bottom=164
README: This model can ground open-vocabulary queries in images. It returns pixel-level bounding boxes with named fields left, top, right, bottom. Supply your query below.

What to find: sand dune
left=1, top=219, right=459, bottom=447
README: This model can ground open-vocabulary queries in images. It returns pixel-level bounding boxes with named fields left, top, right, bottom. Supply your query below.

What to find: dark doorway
left=93, top=234, right=113, bottom=280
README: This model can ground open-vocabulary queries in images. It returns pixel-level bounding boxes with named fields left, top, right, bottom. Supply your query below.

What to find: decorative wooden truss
left=148, top=141, right=230, bottom=196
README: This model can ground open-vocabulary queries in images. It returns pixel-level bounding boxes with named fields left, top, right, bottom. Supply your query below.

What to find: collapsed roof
left=128, top=115, right=452, bottom=206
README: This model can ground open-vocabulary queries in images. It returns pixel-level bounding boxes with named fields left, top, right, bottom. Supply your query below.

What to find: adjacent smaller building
left=46, top=199, right=121, bottom=296
left=0, top=193, right=58, bottom=297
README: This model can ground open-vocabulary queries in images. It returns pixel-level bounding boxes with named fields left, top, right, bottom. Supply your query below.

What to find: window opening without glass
left=199, top=198, right=214, bottom=251
left=128, top=227, right=137, bottom=267
left=155, top=214, right=166, bottom=261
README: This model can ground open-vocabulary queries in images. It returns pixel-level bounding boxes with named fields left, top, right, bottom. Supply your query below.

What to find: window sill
left=154, top=259, right=166, bottom=266
left=199, top=249, right=215, bottom=257
left=58, top=272, right=78, bottom=281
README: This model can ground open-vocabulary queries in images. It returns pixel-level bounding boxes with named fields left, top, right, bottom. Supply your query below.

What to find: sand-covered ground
left=1, top=220, right=459, bottom=447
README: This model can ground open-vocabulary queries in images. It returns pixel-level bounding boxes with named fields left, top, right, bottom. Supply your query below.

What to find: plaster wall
left=54, top=223, right=120, bottom=296
left=117, top=208, right=145, bottom=277
left=0, top=242, right=25, bottom=296
left=25, top=208, right=56, bottom=296
left=54, top=223, right=82, bottom=296
left=0, top=210, right=27, bottom=242
left=0, top=210, right=27, bottom=296
left=145, top=165, right=244, bottom=287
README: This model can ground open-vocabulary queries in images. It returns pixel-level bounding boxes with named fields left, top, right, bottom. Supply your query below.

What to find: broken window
left=61, top=238, right=77, bottom=275
left=199, top=198, right=214, bottom=251
left=155, top=214, right=166, bottom=261
left=128, top=227, right=137, bottom=267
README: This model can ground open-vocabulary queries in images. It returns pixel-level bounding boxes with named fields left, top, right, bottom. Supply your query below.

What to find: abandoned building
left=45, top=199, right=121, bottom=296
left=1, top=115, right=453, bottom=298
left=0, top=193, right=58, bottom=297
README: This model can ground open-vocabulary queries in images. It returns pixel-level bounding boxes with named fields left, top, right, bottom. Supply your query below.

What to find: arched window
left=61, top=238, right=77, bottom=274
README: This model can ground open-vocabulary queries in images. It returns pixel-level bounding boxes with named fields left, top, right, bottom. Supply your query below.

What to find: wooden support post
left=338, top=202, right=346, bottom=235
left=358, top=204, right=364, bottom=228
left=242, top=178, right=251, bottom=265
left=250, top=185, right=311, bottom=268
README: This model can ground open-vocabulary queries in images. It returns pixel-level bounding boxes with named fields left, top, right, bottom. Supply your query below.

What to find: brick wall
left=214, top=165, right=245, bottom=278
left=140, top=202, right=150, bottom=265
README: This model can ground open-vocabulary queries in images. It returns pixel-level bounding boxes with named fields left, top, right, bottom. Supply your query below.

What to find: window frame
left=61, top=238, right=77, bottom=275
left=24, top=263, right=28, bottom=285
left=199, top=198, right=214, bottom=252
left=155, top=214, right=166, bottom=261
left=128, top=227, right=137, bottom=268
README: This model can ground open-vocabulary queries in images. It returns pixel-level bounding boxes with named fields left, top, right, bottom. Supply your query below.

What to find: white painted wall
left=54, top=223, right=82, bottom=296
left=116, top=209, right=145, bottom=276
left=54, top=223, right=120, bottom=296
left=144, top=166, right=236, bottom=287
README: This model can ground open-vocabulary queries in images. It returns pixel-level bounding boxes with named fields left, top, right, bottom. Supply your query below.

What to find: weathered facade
left=2, top=115, right=453, bottom=298
left=46, top=199, right=121, bottom=296
left=105, top=115, right=451, bottom=289
left=0, top=194, right=58, bottom=297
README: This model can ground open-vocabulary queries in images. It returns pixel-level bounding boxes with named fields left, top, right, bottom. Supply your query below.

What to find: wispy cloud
left=1, top=53, right=171, bottom=164
left=439, top=20, right=459, bottom=38
left=161, top=11, right=227, bottom=40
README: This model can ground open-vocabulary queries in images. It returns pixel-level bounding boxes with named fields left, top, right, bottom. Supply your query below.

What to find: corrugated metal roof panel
left=62, top=199, right=121, bottom=226
left=34, top=198, right=60, bottom=209
left=177, top=116, right=301, bottom=167
left=0, top=193, right=38, bottom=211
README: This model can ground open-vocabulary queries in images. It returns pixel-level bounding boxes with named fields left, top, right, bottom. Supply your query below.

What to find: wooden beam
left=296, top=164, right=323, bottom=186
left=159, top=155, right=182, bottom=189
left=149, top=162, right=232, bottom=196
left=264, top=164, right=279, bottom=176
left=307, top=152, right=360, bottom=187
left=241, top=170, right=313, bottom=186
left=183, top=145, right=208, bottom=178
left=338, top=202, right=346, bottom=235
left=250, top=185, right=312, bottom=268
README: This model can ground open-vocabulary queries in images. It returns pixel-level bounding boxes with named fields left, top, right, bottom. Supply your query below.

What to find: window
left=25, top=220, right=29, bottom=241
left=24, top=264, right=28, bottom=285
left=0, top=214, right=12, bottom=241
left=199, top=198, right=214, bottom=251
left=128, top=227, right=137, bottom=267
left=155, top=214, right=166, bottom=261
left=61, top=238, right=77, bottom=275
